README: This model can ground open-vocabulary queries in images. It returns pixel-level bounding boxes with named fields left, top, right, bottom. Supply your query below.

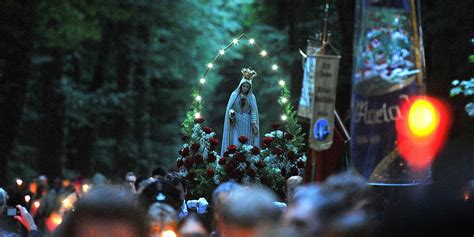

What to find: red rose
left=219, top=157, right=227, bottom=165
left=246, top=168, right=256, bottom=177
left=209, top=137, right=219, bottom=146
left=203, top=127, right=213, bottom=134
left=235, top=152, right=246, bottom=162
left=184, top=157, right=194, bottom=168
left=280, top=167, right=287, bottom=177
left=194, top=117, right=205, bottom=123
left=207, top=168, right=215, bottom=176
left=181, top=135, right=190, bottom=142
left=256, top=160, right=265, bottom=169
left=227, top=145, right=237, bottom=154
left=208, top=153, right=216, bottom=162
left=187, top=171, right=196, bottom=181
left=290, top=166, right=299, bottom=176
left=176, top=159, right=184, bottom=167
left=251, top=146, right=260, bottom=155
left=231, top=169, right=244, bottom=180
left=285, top=133, right=294, bottom=140
left=238, top=136, right=249, bottom=144
left=223, top=151, right=230, bottom=157
left=191, top=143, right=200, bottom=152
left=262, top=137, right=273, bottom=145
left=271, top=123, right=281, bottom=130
left=179, top=147, right=190, bottom=157
left=272, top=147, right=283, bottom=155
left=297, top=160, right=305, bottom=168
left=224, top=163, right=235, bottom=172
left=287, top=151, right=298, bottom=161
left=195, top=155, right=204, bottom=164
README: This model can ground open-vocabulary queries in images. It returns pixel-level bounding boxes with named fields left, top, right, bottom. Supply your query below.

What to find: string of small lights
left=191, top=33, right=289, bottom=122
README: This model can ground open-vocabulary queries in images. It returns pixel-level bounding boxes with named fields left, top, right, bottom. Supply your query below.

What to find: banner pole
left=311, top=150, right=317, bottom=181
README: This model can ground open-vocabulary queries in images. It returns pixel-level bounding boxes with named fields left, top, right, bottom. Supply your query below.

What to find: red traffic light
left=396, top=96, right=451, bottom=170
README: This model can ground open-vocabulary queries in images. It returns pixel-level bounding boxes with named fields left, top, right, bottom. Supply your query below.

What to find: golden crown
left=241, top=68, right=257, bottom=80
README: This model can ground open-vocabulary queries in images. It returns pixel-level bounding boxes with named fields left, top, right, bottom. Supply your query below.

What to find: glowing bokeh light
left=408, top=99, right=438, bottom=137
left=396, top=96, right=451, bottom=170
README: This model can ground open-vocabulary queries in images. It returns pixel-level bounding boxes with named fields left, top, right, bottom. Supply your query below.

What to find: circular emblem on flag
left=313, top=118, right=330, bottom=141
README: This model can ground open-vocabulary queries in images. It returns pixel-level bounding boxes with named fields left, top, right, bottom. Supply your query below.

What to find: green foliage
left=182, top=89, right=204, bottom=136
left=279, top=86, right=306, bottom=150
left=450, top=38, right=474, bottom=116
left=10, top=0, right=316, bottom=180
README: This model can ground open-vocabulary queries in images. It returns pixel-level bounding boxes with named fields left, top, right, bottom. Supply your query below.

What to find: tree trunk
left=68, top=20, right=113, bottom=177
left=113, top=21, right=133, bottom=174
left=133, top=24, right=150, bottom=175
left=38, top=49, right=64, bottom=179
left=0, top=1, right=35, bottom=186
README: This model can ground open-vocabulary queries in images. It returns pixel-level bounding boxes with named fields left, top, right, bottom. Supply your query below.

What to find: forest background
left=1, top=0, right=473, bottom=185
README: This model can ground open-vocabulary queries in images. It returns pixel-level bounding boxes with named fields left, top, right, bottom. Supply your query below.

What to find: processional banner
left=350, top=0, right=428, bottom=185
left=298, top=39, right=321, bottom=119
left=309, top=54, right=341, bottom=151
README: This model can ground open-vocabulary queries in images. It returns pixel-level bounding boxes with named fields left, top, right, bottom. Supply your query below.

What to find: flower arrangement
left=177, top=118, right=306, bottom=200
left=176, top=118, right=220, bottom=200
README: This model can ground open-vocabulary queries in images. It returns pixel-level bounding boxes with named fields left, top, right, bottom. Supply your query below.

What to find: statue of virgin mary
left=221, top=68, right=260, bottom=155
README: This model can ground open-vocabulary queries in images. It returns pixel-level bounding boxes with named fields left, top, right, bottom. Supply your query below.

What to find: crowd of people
left=0, top=167, right=473, bottom=237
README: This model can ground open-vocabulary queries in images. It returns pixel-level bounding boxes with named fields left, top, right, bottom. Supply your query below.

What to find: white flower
left=265, top=133, right=275, bottom=138
left=213, top=175, right=221, bottom=184
left=238, top=163, right=247, bottom=170
left=249, top=155, right=259, bottom=163
left=242, top=144, right=252, bottom=152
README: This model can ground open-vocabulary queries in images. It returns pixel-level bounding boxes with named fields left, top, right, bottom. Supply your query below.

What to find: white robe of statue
left=221, top=75, right=260, bottom=155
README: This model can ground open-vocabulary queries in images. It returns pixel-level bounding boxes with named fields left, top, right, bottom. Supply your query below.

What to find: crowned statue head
left=239, top=68, right=257, bottom=94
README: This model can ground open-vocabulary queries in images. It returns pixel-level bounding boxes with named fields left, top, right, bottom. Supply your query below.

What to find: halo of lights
left=189, top=34, right=291, bottom=126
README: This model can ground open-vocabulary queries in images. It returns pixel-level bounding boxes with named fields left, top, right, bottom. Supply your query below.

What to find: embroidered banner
left=350, top=0, right=428, bottom=185
left=309, top=54, right=341, bottom=151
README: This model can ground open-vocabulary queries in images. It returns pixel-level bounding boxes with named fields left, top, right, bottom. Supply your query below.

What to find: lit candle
left=24, top=195, right=31, bottom=203
left=162, top=230, right=177, bottom=237
left=82, top=184, right=90, bottom=193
